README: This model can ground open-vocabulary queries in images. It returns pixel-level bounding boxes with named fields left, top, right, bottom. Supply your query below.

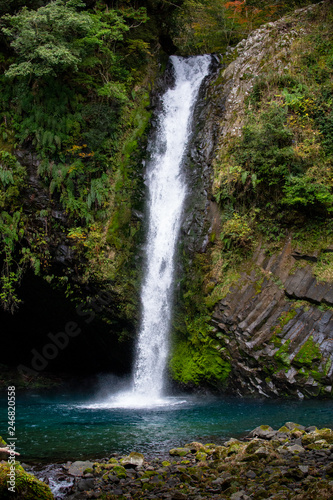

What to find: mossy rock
left=169, top=447, right=191, bottom=457
left=142, top=482, right=154, bottom=491
left=301, top=434, right=316, bottom=446
left=0, top=463, right=53, bottom=499
left=99, top=464, right=115, bottom=471
left=213, top=446, right=228, bottom=460
left=307, top=443, right=326, bottom=450
left=112, top=465, right=127, bottom=479
left=245, top=440, right=264, bottom=454
left=284, top=422, right=305, bottom=431
left=162, top=461, right=170, bottom=467
left=293, top=337, right=321, bottom=367
left=241, top=453, right=260, bottom=463
left=141, top=471, right=157, bottom=478
left=108, top=458, right=118, bottom=464
left=195, top=451, right=207, bottom=462
left=315, top=428, right=333, bottom=444
left=278, top=426, right=291, bottom=433
left=0, top=436, right=6, bottom=446
left=185, top=441, right=210, bottom=453
left=120, top=452, right=144, bottom=468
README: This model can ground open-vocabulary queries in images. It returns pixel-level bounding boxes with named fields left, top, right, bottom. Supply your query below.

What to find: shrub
left=221, top=212, right=253, bottom=248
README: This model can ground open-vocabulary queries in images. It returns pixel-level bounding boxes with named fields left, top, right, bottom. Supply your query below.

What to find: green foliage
left=314, top=252, right=333, bottom=282
left=0, top=210, right=25, bottom=312
left=169, top=340, right=231, bottom=386
left=221, top=212, right=253, bottom=249
left=282, top=175, right=333, bottom=211
left=234, top=105, right=295, bottom=189
left=215, top=14, right=333, bottom=234
left=3, top=1, right=94, bottom=78
left=2, top=0, right=134, bottom=81
left=0, top=151, right=27, bottom=209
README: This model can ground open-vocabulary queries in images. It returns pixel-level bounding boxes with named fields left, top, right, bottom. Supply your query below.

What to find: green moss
left=141, top=471, right=157, bottom=478
left=142, top=482, right=154, bottom=491
left=324, top=358, right=332, bottom=376
left=298, top=366, right=310, bottom=378
left=271, top=309, right=297, bottom=338
left=293, top=336, right=321, bottom=367
left=270, top=334, right=282, bottom=348
left=255, top=276, right=265, bottom=294
left=169, top=340, right=231, bottom=387
left=0, top=436, right=6, bottom=446
left=195, top=451, right=207, bottom=462
left=274, top=339, right=291, bottom=368
left=112, top=465, right=127, bottom=479
left=0, top=463, right=53, bottom=499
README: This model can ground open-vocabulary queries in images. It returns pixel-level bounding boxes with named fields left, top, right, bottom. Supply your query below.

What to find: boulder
left=248, top=425, right=275, bottom=439
left=169, top=447, right=191, bottom=457
left=66, top=461, right=94, bottom=477
left=120, top=452, right=144, bottom=468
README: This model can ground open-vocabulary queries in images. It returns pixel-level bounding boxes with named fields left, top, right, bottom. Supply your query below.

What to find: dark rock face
left=180, top=56, right=222, bottom=255
left=211, top=239, right=333, bottom=398
left=285, top=268, right=333, bottom=306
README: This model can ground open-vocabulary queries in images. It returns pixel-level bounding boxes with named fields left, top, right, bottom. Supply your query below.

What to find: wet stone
left=67, top=461, right=95, bottom=477
left=77, top=478, right=94, bottom=491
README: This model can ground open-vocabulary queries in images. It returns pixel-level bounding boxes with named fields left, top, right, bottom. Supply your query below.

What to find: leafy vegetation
left=213, top=3, right=333, bottom=250
left=171, top=0, right=320, bottom=54
left=0, top=0, right=155, bottom=312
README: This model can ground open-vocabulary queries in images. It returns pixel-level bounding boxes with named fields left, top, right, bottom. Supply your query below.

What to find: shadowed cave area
left=1, top=271, right=134, bottom=379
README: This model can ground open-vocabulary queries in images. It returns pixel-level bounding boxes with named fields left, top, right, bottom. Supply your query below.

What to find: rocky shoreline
left=24, top=423, right=333, bottom=500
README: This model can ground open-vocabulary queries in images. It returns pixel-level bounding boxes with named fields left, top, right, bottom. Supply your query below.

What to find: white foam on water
left=81, top=392, right=188, bottom=410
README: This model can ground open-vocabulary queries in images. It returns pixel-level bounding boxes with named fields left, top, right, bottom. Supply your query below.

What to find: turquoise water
left=1, top=390, right=333, bottom=463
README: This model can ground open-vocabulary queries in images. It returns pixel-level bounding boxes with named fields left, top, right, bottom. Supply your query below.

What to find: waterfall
left=93, top=55, right=211, bottom=409
left=132, top=55, right=211, bottom=402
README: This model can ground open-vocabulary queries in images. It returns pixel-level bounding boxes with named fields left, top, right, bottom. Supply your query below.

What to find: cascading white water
left=132, top=55, right=211, bottom=402
left=88, top=55, right=211, bottom=409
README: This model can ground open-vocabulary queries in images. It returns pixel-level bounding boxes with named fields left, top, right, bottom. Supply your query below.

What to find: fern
left=0, top=168, right=14, bottom=185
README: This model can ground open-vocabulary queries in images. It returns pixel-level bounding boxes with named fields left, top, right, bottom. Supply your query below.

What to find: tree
left=2, top=0, right=129, bottom=79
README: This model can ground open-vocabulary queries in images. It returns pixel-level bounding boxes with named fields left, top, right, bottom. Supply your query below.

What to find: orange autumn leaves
left=224, top=0, right=279, bottom=30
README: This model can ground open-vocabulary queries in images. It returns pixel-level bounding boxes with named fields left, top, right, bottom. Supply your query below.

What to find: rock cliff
left=171, top=2, right=333, bottom=398
left=211, top=239, right=333, bottom=398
